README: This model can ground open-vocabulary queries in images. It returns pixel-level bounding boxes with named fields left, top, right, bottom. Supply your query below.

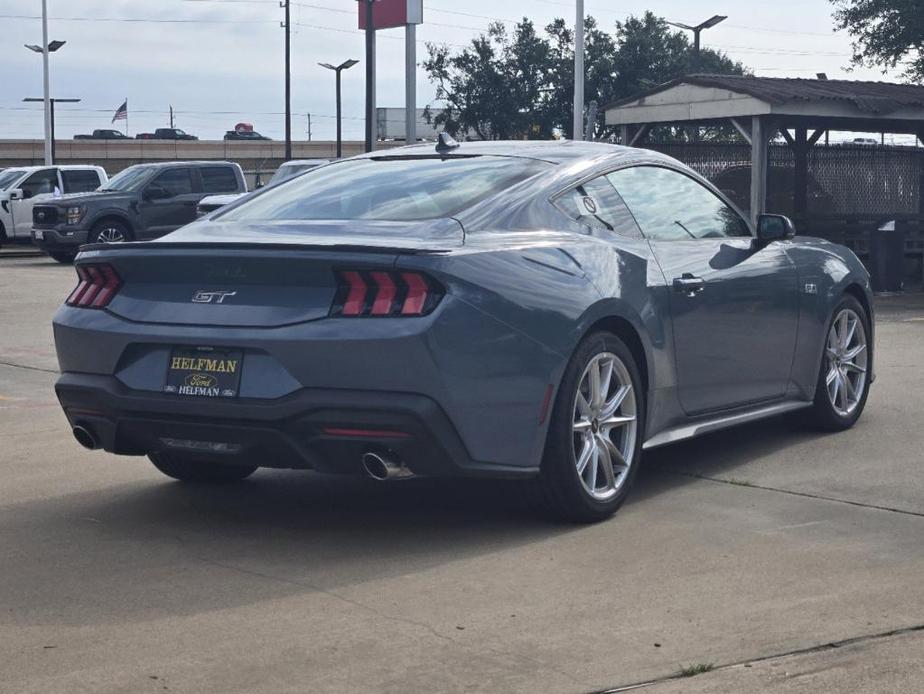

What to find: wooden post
left=750, top=116, right=768, bottom=226
left=793, top=127, right=808, bottom=217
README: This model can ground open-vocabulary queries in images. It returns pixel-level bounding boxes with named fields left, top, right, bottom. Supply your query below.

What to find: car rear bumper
left=56, top=372, right=539, bottom=479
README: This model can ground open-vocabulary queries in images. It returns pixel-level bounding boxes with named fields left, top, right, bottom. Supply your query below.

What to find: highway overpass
left=0, top=139, right=398, bottom=186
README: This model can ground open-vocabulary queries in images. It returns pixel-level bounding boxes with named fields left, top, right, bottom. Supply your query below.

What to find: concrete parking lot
left=2, top=251, right=924, bottom=694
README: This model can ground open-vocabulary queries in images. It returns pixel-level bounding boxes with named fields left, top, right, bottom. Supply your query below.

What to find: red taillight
left=66, top=263, right=122, bottom=308
left=332, top=269, right=443, bottom=318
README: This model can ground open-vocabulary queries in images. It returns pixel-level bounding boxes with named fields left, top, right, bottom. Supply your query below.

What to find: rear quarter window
left=200, top=166, right=240, bottom=193
left=61, top=169, right=103, bottom=193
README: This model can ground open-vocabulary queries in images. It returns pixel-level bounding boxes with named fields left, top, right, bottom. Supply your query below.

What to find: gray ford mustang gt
left=53, top=139, right=874, bottom=522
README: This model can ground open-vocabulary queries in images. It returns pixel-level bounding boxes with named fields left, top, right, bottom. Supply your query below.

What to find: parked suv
left=0, top=165, right=107, bottom=250
left=31, top=161, right=245, bottom=262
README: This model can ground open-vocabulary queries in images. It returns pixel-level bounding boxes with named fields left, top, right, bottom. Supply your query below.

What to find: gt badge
left=192, top=290, right=237, bottom=304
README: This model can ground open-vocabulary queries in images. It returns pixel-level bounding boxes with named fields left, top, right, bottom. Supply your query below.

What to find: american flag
left=111, top=100, right=128, bottom=123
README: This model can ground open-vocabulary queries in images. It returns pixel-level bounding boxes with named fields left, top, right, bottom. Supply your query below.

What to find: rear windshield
left=219, top=156, right=549, bottom=222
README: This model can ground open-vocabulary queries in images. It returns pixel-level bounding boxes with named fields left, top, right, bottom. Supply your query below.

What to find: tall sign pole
left=573, top=0, right=584, bottom=140
left=364, top=0, right=376, bottom=152
left=405, top=23, right=416, bottom=144
left=41, top=0, right=52, bottom=164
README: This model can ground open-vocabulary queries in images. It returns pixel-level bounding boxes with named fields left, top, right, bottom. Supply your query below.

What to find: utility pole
left=40, top=0, right=51, bottom=164
left=363, top=0, right=375, bottom=152
left=281, top=0, right=292, bottom=160
left=573, top=0, right=584, bottom=141
left=169, top=105, right=175, bottom=128
left=307, top=113, right=311, bottom=141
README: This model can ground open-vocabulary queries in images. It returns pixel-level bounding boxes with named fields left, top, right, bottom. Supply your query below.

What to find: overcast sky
left=0, top=0, right=906, bottom=141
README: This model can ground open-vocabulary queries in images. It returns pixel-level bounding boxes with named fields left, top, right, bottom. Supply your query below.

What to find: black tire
left=89, top=220, right=132, bottom=245
left=49, top=251, right=77, bottom=264
left=528, top=331, right=646, bottom=523
left=148, top=452, right=257, bottom=484
left=807, top=294, right=872, bottom=431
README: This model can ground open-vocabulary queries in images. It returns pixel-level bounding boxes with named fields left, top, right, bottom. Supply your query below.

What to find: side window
left=200, top=166, right=239, bottom=193
left=553, top=175, right=641, bottom=235
left=607, top=166, right=751, bottom=241
left=20, top=169, right=58, bottom=198
left=152, top=168, right=193, bottom=197
left=61, top=169, right=103, bottom=194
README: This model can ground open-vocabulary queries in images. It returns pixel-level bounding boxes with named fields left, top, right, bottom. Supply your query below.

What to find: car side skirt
left=643, top=399, right=812, bottom=450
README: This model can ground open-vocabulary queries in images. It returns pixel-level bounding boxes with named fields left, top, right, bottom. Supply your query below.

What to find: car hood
left=199, top=193, right=248, bottom=206
left=39, top=190, right=136, bottom=206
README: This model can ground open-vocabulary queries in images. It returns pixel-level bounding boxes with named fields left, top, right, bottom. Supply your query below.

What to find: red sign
left=358, top=0, right=423, bottom=30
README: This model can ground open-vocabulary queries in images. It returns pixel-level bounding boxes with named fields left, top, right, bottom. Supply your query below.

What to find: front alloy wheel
left=824, top=307, right=868, bottom=417
left=94, top=225, right=127, bottom=243
left=809, top=295, right=871, bottom=430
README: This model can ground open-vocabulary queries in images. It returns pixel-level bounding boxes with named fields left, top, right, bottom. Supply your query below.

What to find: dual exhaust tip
left=72, top=425, right=99, bottom=451
left=361, top=451, right=414, bottom=481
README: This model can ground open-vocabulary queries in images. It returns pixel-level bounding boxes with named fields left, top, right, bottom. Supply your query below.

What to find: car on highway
left=135, top=128, right=199, bottom=141
left=196, top=159, right=330, bottom=217
left=224, top=130, right=271, bottom=141
left=51, top=139, right=874, bottom=522
left=0, top=165, right=107, bottom=251
left=74, top=129, right=130, bottom=140
left=32, top=161, right=245, bottom=262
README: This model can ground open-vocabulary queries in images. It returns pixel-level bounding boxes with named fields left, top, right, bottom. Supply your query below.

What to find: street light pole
left=573, top=0, right=584, bottom=141
left=667, top=15, right=727, bottom=72
left=319, top=60, right=359, bottom=159
left=40, top=0, right=51, bottom=164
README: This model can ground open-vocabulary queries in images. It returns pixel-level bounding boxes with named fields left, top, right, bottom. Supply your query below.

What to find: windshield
left=0, top=169, right=26, bottom=191
left=221, top=156, right=549, bottom=222
left=101, top=165, right=155, bottom=192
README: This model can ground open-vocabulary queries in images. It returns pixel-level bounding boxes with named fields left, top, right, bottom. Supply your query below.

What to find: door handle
left=672, top=274, right=705, bottom=296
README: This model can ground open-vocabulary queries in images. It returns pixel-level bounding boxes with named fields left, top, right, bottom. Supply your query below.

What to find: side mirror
left=144, top=185, right=170, bottom=201
left=8, top=188, right=23, bottom=201
left=757, top=214, right=795, bottom=244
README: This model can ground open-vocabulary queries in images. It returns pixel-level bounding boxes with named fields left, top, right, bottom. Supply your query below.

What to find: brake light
left=66, top=263, right=122, bottom=308
left=332, top=269, right=443, bottom=317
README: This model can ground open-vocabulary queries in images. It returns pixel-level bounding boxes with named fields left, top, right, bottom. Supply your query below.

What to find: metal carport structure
left=605, top=75, right=924, bottom=226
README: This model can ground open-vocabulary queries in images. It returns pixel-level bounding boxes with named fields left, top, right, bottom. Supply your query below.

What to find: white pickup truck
left=0, top=165, right=107, bottom=248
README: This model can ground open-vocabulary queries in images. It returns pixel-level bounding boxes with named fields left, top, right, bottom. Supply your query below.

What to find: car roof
left=366, top=139, right=646, bottom=165
left=281, top=159, right=329, bottom=166
left=2, top=164, right=104, bottom=173
left=127, top=161, right=239, bottom=169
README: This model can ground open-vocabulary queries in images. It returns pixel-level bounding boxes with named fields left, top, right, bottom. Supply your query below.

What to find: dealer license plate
left=164, top=347, right=243, bottom=398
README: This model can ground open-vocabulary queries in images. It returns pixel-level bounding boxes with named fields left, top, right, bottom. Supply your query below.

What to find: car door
left=138, top=167, right=199, bottom=238
left=608, top=165, right=800, bottom=415
left=10, top=168, right=59, bottom=238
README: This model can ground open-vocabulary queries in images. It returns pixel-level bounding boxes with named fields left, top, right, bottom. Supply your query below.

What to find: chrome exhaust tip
left=72, top=425, right=99, bottom=451
left=361, top=451, right=414, bottom=481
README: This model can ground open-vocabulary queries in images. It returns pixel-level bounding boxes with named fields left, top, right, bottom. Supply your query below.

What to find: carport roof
left=605, top=75, right=924, bottom=135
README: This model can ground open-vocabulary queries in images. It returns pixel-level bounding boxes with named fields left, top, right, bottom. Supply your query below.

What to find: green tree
left=422, top=20, right=557, bottom=140
left=423, top=11, right=749, bottom=141
left=831, top=0, right=924, bottom=82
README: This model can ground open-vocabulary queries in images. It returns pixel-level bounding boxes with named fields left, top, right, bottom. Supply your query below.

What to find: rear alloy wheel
left=809, top=295, right=871, bottom=430
left=148, top=452, right=257, bottom=484
left=530, top=332, right=644, bottom=523
left=90, top=221, right=131, bottom=244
